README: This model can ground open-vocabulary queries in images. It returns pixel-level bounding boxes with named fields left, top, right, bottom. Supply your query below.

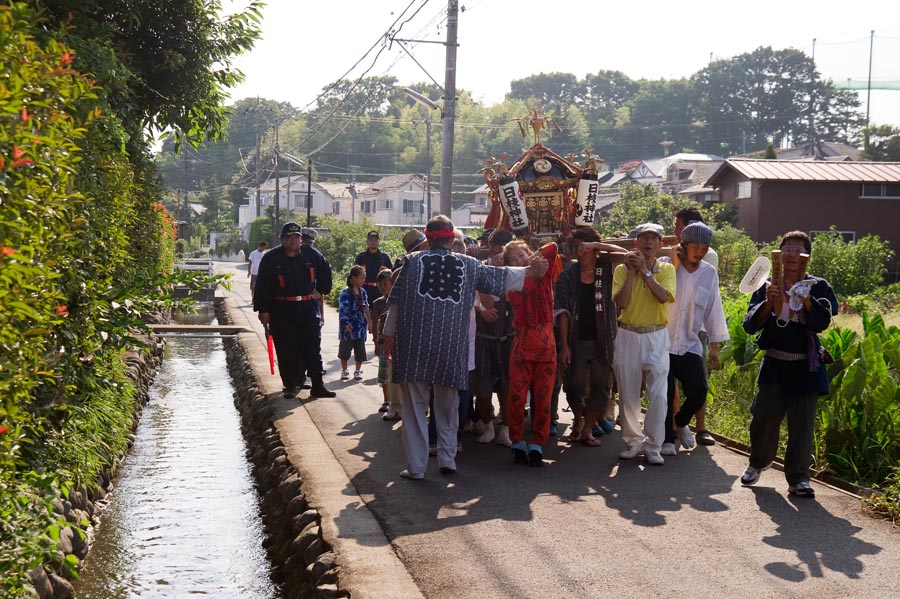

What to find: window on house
left=811, top=230, right=856, bottom=243
left=332, top=201, right=340, bottom=215
left=292, top=193, right=308, bottom=210
left=736, top=181, right=751, bottom=199
left=403, top=199, right=423, bottom=214
left=860, top=183, right=900, bottom=199
left=476, top=195, right=486, bottom=207
left=380, top=199, right=393, bottom=210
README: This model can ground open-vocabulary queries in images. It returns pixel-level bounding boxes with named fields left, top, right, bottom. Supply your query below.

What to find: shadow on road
left=751, top=487, right=881, bottom=582
left=333, top=412, right=737, bottom=544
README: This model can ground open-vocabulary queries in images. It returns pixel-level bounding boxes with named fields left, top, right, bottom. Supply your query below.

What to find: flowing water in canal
left=73, top=311, right=278, bottom=598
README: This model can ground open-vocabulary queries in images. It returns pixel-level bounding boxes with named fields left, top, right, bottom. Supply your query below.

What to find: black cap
left=281, top=222, right=302, bottom=236
left=478, top=228, right=495, bottom=241
left=367, top=230, right=380, bottom=239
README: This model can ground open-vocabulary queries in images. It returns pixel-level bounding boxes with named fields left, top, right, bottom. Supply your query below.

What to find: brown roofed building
left=706, top=158, right=900, bottom=279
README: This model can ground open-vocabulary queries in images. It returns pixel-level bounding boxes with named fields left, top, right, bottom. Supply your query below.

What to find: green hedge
left=0, top=5, right=184, bottom=593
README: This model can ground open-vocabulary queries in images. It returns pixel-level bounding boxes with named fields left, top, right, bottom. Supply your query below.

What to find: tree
left=32, top=0, right=263, bottom=150
left=618, top=79, right=699, bottom=159
left=861, top=125, right=900, bottom=161
left=601, top=183, right=696, bottom=235
left=507, top=72, right=586, bottom=114
left=692, top=47, right=834, bottom=154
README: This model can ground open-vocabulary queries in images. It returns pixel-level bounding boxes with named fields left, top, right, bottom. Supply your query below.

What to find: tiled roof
left=706, top=158, right=900, bottom=187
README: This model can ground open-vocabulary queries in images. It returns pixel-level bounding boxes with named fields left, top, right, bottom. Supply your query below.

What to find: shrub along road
left=217, top=261, right=899, bottom=599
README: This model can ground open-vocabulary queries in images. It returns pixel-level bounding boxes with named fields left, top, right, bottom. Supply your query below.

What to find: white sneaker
left=661, top=442, right=677, bottom=456
left=400, top=469, right=424, bottom=480
left=340, top=370, right=350, bottom=381
left=473, top=420, right=485, bottom=435
left=619, top=441, right=641, bottom=460
left=495, top=425, right=512, bottom=447
left=677, top=425, right=696, bottom=449
left=353, top=370, right=363, bottom=380
left=645, top=450, right=665, bottom=466
left=477, top=424, right=495, bottom=444
left=463, top=420, right=475, bottom=433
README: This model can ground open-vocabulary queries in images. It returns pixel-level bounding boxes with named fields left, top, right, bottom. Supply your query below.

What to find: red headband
left=425, top=228, right=456, bottom=240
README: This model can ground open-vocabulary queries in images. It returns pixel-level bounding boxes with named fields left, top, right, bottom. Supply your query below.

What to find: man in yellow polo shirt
left=612, top=223, right=677, bottom=465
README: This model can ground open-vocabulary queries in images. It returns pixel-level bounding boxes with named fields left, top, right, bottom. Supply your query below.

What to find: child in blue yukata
left=338, top=264, right=370, bottom=381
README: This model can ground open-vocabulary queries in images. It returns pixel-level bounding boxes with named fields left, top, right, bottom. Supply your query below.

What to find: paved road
left=216, top=261, right=898, bottom=599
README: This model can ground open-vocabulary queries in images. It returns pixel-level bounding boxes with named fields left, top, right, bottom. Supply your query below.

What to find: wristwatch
left=643, top=270, right=652, bottom=278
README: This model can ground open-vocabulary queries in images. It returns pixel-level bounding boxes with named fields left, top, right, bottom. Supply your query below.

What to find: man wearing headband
left=383, top=216, right=548, bottom=480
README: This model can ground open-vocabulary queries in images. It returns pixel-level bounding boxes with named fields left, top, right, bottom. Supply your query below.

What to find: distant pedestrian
left=338, top=265, right=370, bottom=381
left=247, top=241, right=268, bottom=299
left=355, top=230, right=392, bottom=305
left=254, top=222, right=336, bottom=399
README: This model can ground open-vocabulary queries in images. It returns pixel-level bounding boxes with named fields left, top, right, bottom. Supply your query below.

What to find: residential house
left=238, top=175, right=336, bottom=238
left=459, top=184, right=494, bottom=226
left=705, top=158, right=900, bottom=279
left=318, top=182, right=355, bottom=222
left=631, top=153, right=725, bottom=190
left=356, top=174, right=436, bottom=226
left=741, top=141, right=861, bottom=162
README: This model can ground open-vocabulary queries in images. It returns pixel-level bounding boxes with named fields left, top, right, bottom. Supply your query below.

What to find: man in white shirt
left=247, top=241, right=268, bottom=299
left=673, top=207, right=718, bottom=445
left=661, top=222, right=729, bottom=455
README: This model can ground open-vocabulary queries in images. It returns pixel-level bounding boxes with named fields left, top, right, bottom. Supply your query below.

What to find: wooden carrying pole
left=771, top=250, right=783, bottom=316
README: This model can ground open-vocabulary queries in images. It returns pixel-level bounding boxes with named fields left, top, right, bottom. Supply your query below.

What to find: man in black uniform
left=355, top=230, right=392, bottom=305
left=254, top=222, right=336, bottom=399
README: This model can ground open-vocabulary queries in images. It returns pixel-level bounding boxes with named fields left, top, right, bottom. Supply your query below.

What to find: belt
left=273, top=295, right=315, bottom=302
left=765, top=348, right=807, bottom=361
left=618, top=323, right=666, bottom=334
left=363, top=282, right=378, bottom=286
left=476, top=331, right=516, bottom=341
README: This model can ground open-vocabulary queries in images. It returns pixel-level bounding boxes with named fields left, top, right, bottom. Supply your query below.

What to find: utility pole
left=273, top=122, right=281, bottom=240
left=425, top=116, right=432, bottom=220
left=306, top=159, right=313, bottom=227
left=254, top=98, right=262, bottom=217
left=349, top=168, right=357, bottom=223
left=182, top=149, right=190, bottom=239
left=440, top=0, right=458, bottom=217
left=866, top=30, right=875, bottom=131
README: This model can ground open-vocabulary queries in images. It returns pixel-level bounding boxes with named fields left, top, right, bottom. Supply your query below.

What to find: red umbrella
left=265, top=324, right=275, bottom=375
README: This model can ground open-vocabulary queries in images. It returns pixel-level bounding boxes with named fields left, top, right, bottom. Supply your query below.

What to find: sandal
left=579, top=435, right=602, bottom=447
left=569, top=417, right=584, bottom=442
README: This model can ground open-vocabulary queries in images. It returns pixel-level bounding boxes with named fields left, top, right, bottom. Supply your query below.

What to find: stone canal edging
left=218, top=304, right=348, bottom=599
left=28, top=342, right=163, bottom=599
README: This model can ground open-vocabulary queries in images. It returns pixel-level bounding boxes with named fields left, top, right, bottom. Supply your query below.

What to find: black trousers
left=748, top=383, right=817, bottom=485
left=665, top=352, right=708, bottom=443
left=270, top=302, right=324, bottom=391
